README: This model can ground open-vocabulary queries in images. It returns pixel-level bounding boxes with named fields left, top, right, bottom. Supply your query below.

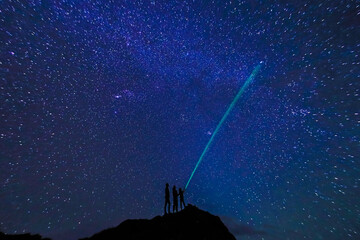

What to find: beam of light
left=185, top=63, right=262, bottom=190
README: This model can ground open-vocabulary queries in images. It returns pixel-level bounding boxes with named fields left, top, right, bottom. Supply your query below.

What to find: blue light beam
left=185, top=64, right=262, bottom=190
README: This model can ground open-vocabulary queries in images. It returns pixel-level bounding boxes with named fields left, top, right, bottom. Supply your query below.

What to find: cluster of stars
left=0, top=0, right=359, bottom=240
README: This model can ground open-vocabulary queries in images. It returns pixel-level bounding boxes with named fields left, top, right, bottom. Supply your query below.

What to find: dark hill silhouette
left=80, top=204, right=236, bottom=240
left=0, top=232, right=51, bottom=240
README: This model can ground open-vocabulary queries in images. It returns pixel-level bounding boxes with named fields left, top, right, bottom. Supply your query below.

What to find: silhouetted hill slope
left=80, top=204, right=236, bottom=240
left=0, top=232, right=51, bottom=240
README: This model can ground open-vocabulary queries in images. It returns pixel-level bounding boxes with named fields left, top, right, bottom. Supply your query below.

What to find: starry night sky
left=0, top=0, right=359, bottom=239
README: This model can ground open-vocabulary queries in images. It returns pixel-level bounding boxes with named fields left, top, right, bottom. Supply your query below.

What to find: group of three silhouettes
left=164, top=183, right=186, bottom=215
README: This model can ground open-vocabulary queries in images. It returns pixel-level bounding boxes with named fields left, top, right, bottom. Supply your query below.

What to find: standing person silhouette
left=179, top=188, right=186, bottom=210
left=172, top=185, right=178, bottom=213
left=164, top=183, right=170, bottom=215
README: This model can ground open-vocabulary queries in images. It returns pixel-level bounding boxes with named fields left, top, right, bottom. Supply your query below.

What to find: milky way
left=0, top=1, right=359, bottom=239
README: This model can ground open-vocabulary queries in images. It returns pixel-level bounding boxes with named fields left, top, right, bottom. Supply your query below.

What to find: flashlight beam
left=185, top=64, right=262, bottom=190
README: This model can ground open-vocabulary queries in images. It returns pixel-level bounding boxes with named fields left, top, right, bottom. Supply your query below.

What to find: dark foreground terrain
left=80, top=204, right=236, bottom=240
left=0, top=232, right=51, bottom=240
left=1, top=205, right=235, bottom=240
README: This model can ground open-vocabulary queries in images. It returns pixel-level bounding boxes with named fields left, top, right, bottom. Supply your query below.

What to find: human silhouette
left=179, top=188, right=186, bottom=210
left=164, top=183, right=170, bottom=215
left=172, top=185, right=178, bottom=213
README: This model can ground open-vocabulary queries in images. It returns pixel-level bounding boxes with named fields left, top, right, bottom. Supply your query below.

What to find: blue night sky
left=0, top=0, right=359, bottom=239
